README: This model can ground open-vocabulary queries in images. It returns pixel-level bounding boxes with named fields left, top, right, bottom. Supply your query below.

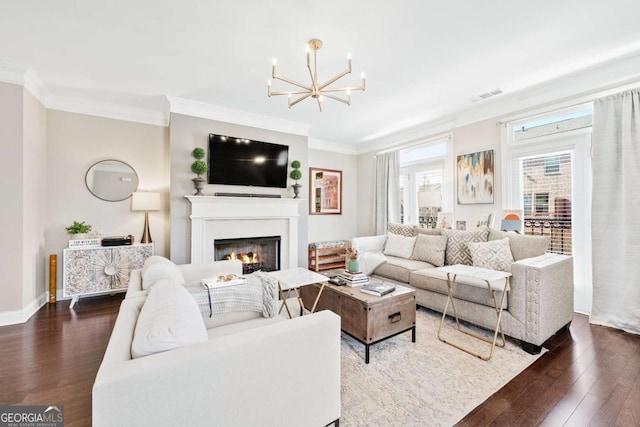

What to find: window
left=523, top=193, right=532, bottom=215
left=544, top=155, right=561, bottom=175
left=398, top=137, right=449, bottom=226
left=534, top=193, right=550, bottom=214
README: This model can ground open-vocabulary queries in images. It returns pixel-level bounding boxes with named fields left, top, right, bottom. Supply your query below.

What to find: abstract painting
left=457, top=149, right=495, bottom=204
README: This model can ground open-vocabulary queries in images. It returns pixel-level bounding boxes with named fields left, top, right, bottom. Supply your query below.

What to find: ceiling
left=2, top=0, right=640, bottom=148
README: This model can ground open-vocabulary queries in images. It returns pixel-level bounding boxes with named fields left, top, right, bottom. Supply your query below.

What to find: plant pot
left=70, top=233, right=90, bottom=240
left=292, top=183, right=302, bottom=199
left=192, top=177, right=206, bottom=196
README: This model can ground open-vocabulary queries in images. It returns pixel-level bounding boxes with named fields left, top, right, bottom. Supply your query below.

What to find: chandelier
left=268, top=39, right=366, bottom=111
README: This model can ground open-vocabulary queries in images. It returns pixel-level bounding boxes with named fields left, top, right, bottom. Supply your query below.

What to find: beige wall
left=308, top=149, right=360, bottom=243
left=0, top=82, right=25, bottom=313
left=45, top=111, right=169, bottom=298
left=169, top=114, right=308, bottom=265
left=22, top=90, right=47, bottom=307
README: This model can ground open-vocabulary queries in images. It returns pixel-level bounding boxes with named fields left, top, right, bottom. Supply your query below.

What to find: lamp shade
left=418, top=191, right=441, bottom=208
left=131, top=192, right=161, bottom=211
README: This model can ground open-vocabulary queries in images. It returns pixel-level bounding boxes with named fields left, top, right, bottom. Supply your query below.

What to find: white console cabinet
left=63, top=244, right=153, bottom=308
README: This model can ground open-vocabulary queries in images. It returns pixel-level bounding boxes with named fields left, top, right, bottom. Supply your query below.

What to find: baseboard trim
left=0, top=292, right=48, bottom=326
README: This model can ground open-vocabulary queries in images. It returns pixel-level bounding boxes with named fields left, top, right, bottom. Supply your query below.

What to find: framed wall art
left=457, top=149, right=495, bottom=204
left=309, top=168, right=342, bottom=215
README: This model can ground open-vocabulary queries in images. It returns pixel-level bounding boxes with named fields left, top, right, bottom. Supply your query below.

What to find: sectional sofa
left=92, top=258, right=341, bottom=427
left=352, top=225, right=574, bottom=353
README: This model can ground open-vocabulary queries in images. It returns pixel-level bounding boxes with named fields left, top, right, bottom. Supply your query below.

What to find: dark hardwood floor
left=1, top=296, right=639, bottom=426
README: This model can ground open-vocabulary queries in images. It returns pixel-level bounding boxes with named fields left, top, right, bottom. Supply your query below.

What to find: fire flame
left=225, top=251, right=259, bottom=264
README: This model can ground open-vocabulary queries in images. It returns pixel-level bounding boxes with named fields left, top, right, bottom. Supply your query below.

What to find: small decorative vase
left=347, top=258, right=360, bottom=273
left=292, top=183, right=301, bottom=199
left=192, top=177, right=206, bottom=196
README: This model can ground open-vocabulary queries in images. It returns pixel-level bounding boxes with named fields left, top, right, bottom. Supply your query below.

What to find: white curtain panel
left=373, top=152, right=400, bottom=235
left=591, top=89, right=640, bottom=334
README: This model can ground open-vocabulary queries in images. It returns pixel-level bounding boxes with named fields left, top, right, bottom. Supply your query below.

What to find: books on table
left=201, top=275, right=247, bottom=289
left=337, top=270, right=369, bottom=286
left=360, top=282, right=396, bottom=296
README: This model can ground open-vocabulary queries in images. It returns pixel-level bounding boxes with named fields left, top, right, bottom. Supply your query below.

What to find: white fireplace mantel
left=185, top=196, right=303, bottom=267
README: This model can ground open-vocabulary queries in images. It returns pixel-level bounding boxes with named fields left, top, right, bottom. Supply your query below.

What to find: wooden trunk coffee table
left=299, top=281, right=416, bottom=363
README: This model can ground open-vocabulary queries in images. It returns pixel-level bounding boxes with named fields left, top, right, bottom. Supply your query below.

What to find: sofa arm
left=93, top=310, right=341, bottom=427
left=510, top=253, right=574, bottom=346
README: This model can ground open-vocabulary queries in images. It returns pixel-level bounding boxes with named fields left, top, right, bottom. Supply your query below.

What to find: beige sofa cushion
left=441, top=227, right=490, bottom=265
left=467, top=237, right=514, bottom=272
left=131, top=279, right=208, bottom=359
left=374, top=255, right=433, bottom=283
left=411, top=234, right=447, bottom=267
left=488, top=229, right=550, bottom=261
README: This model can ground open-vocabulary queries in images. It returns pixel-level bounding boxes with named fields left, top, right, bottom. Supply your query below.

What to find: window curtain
left=591, top=88, right=640, bottom=334
left=373, top=151, right=400, bottom=235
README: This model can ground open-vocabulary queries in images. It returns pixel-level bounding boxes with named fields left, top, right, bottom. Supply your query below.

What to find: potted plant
left=191, top=148, right=208, bottom=196
left=345, top=248, right=359, bottom=273
left=65, top=220, right=92, bottom=240
left=290, top=160, right=302, bottom=198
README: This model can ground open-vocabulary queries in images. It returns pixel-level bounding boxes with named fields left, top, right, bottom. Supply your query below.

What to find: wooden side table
left=437, top=264, right=511, bottom=361
left=308, top=240, right=349, bottom=272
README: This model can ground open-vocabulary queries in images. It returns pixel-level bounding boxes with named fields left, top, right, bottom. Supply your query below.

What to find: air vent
left=470, top=88, right=503, bottom=102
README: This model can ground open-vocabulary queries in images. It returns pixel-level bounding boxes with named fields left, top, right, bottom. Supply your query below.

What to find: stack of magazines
left=360, top=282, right=396, bottom=296
left=336, top=270, right=369, bottom=286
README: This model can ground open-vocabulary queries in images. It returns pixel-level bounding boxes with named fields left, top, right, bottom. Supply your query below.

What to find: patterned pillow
left=387, top=222, right=416, bottom=237
left=467, top=237, right=515, bottom=272
left=411, top=234, right=447, bottom=267
left=441, top=227, right=490, bottom=265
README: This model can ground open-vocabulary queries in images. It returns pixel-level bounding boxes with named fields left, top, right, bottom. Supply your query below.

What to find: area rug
left=338, top=306, right=545, bottom=426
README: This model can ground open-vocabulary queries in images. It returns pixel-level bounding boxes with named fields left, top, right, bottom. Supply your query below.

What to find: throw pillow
left=131, top=279, right=208, bottom=359
left=441, top=227, right=490, bottom=266
left=142, top=260, right=185, bottom=290
left=383, top=233, right=417, bottom=258
left=411, top=234, right=447, bottom=267
left=467, top=237, right=515, bottom=272
left=387, top=222, right=416, bottom=237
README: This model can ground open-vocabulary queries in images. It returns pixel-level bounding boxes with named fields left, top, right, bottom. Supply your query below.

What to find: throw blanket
left=184, top=271, right=277, bottom=318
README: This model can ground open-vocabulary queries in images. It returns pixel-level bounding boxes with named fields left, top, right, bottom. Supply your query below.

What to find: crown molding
left=166, top=96, right=311, bottom=137
left=47, top=94, right=168, bottom=127
left=308, top=137, right=358, bottom=155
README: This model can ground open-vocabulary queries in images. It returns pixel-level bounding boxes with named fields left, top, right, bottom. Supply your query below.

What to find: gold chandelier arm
left=321, top=93, right=351, bottom=105
left=316, top=96, right=322, bottom=112
left=288, top=93, right=312, bottom=108
left=321, top=85, right=365, bottom=93
left=270, top=89, right=311, bottom=96
left=307, top=62, right=318, bottom=94
left=318, top=68, right=351, bottom=91
left=273, top=74, right=311, bottom=91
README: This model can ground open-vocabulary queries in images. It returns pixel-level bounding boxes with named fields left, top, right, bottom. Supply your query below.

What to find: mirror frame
left=85, top=159, right=139, bottom=202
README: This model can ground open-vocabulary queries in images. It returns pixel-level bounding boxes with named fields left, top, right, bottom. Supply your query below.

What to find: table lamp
left=131, top=192, right=161, bottom=244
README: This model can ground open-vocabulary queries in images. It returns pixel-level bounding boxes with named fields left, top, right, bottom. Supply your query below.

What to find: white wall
left=22, top=90, right=47, bottom=308
left=451, top=119, right=502, bottom=227
left=169, top=113, right=308, bottom=266
left=307, top=149, right=359, bottom=243
left=45, top=110, right=169, bottom=299
left=0, top=82, right=25, bottom=313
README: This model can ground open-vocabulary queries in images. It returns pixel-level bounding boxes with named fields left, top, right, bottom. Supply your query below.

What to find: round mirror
left=85, top=159, right=139, bottom=202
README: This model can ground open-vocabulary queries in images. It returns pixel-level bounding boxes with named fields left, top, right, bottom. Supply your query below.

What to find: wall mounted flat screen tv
left=208, top=134, right=289, bottom=188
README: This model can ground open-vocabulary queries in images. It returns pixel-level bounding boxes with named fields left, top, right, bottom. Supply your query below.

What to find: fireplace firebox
left=214, top=236, right=281, bottom=274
